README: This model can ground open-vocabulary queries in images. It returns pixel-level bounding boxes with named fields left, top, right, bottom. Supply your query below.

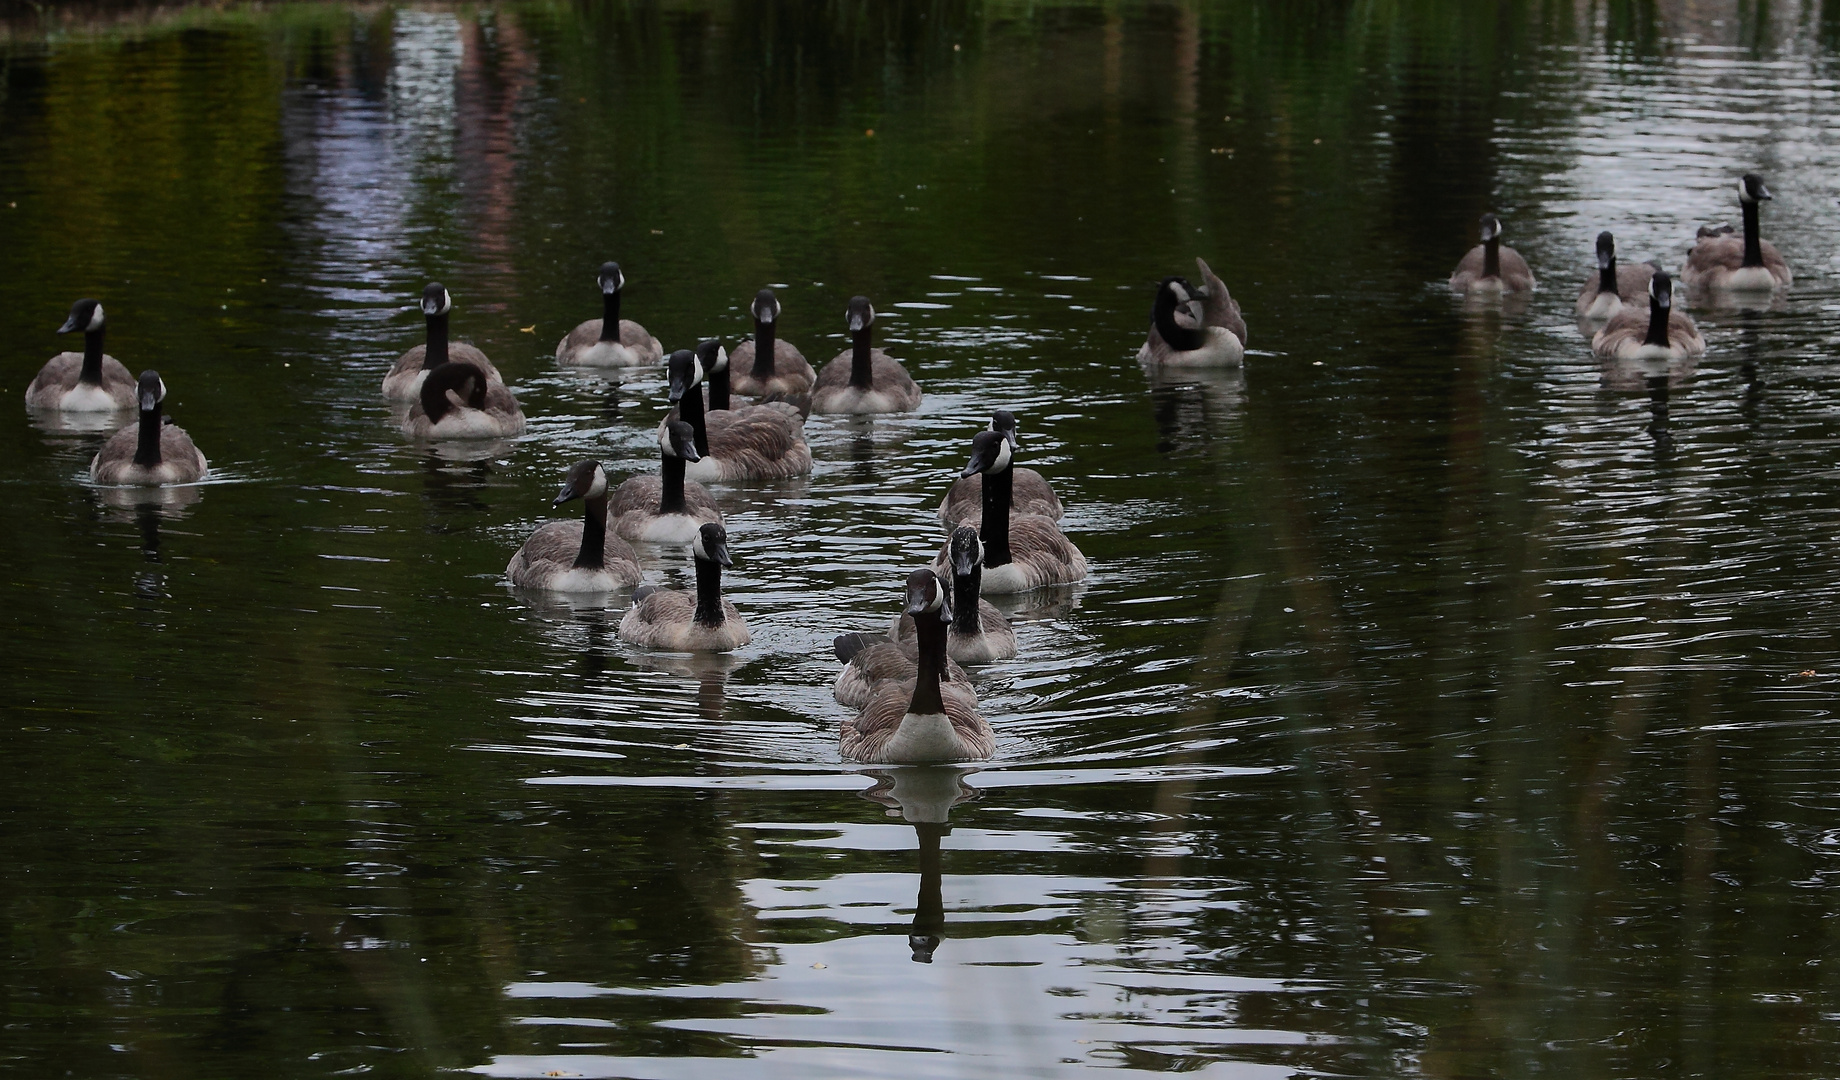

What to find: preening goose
left=90, top=371, right=208, bottom=486
left=811, top=296, right=922, bottom=414
left=26, top=299, right=137, bottom=412
left=728, top=288, right=816, bottom=398
left=895, top=525, right=1017, bottom=664
left=382, top=284, right=504, bottom=400
left=1683, top=174, right=1792, bottom=291
left=1450, top=213, right=1536, bottom=293
left=938, top=410, right=1063, bottom=529
left=618, top=522, right=751, bottom=652
left=506, top=460, right=644, bottom=591
left=705, top=335, right=812, bottom=418
left=611, top=418, right=724, bottom=543
left=1591, top=270, right=1705, bottom=361
left=667, top=345, right=811, bottom=481
left=1138, top=258, right=1246, bottom=366
left=402, top=360, right=526, bottom=440
left=555, top=262, right=665, bottom=367
left=1576, top=232, right=1658, bottom=321
left=840, top=568, right=993, bottom=764
left=934, top=430, right=1086, bottom=593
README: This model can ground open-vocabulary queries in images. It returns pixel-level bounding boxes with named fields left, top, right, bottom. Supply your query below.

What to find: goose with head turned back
left=811, top=296, right=922, bottom=414
left=1591, top=270, right=1706, bottom=361
left=938, top=411, right=1062, bottom=529
left=402, top=360, right=526, bottom=439
left=729, top=288, right=816, bottom=397
left=90, top=371, right=208, bottom=485
left=610, top=418, right=724, bottom=543
left=382, top=284, right=504, bottom=400
left=841, top=568, right=993, bottom=764
left=1138, top=258, right=1247, bottom=366
left=704, top=335, right=812, bottom=418
left=894, top=526, right=1017, bottom=664
left=26, top=299, right=137, bottom=412
left=1683, top=174, right=1792, bottom=292
left=507, top=461, right=644, bottom=591
left=618, top=522, right=751, bottom=652
left=555, top=262, right=665, bottom=367
left=1576, top=232, right=1658, bottom=321
left=668, top=344, right=811, bottom=480
left=1450, top=213, right=1536, bottom=293
left=935, top=430, right=1086, bottom=593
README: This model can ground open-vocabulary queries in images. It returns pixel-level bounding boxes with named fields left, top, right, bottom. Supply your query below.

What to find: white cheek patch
left=587, top=467, right=608, bottom=498
left=992, top=438, right=1013, bottom=471
left=716, top=346, right=729, bottom=371
left=157, top=378, right=167, bottom=401
left=88, top=304, right=105, bottom=331
left=692, top=532, right=709, bottom=560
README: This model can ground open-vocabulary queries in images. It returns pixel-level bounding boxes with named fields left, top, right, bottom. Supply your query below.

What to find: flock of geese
left=23, top=172, right=1788, bottom=765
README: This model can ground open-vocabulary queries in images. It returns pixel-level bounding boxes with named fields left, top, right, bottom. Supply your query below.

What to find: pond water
left=4, top=1, right=1840, bottom=1076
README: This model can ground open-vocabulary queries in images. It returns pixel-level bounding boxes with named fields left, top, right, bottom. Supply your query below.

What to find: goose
left=401, top=360, right=526, bottom=440
left=506, top=460, right=644, bottom=591
left=555, top=262, right=665, bottom=367
left=381, top=284, right=504, bottom=401
left=90, top=371, right=208, bottom=486
left=935, top=430, right=1085, bottom=593
left=1683, top=174, right=1792, bottom=291
left=705, top=334, right=812, bottom=418
left=610, top=418, right=724, bottom=543
left=1138, top=258, right=1247, bottom=366
left=1591, top=270, right=1705, bottom=361
left=26, top=299, right=137, bottom=412
left=894, top=525, right=1017, bottom=663
left=667, top=345, right=811, bottom=480
left=937, top=410, right=1063, bottom=529
left=1575, top=232, right=1658, bottom=321
left=840, top=568, right=993, bottom=764
left=832, top=628, right=970, bottom=709
left=728, top=288, right=816, bottom=397
left=811, top=296, right=922, bottom=414
left=1450, top=213, right=1536, bottom=293
left=618, top=522, right=751, bottom=652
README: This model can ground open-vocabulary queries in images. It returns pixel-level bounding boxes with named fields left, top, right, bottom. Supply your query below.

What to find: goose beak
left=710, top=538, right=733, bottom=568
left=552, top=480, right=581, bottom=506
left=961, top=443, right=997, bottom=478
left=668, top=370, right=691, bottom=403
left=139, top=388, right=159, bottom=411
left=679, top=440, right=701, bottom=462
left=56, top=314, right=81, bottom=334
left=904, top=577, right=933, bottom=615
left=950, top=543, right=980, bottom=578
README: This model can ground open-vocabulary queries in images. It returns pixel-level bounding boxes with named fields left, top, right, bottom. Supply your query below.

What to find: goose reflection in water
left=1143, top=366, right=1244, bottom=455
left=858, top=765, right=979, bottom=964
left=97, top=481, right=202, bottom=565
left=630, top=650, right=744, bottom=722
left=418, top=449, right=505, bottom=516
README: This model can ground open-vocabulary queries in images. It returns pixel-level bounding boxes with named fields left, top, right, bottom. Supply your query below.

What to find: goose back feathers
left=668, top=345, right=811, bottom=480
left=610, top=418, right=724, bottom=543
left=1683, top=174, right=1792, bottom=291
left=1138, top=259, right=1246, bottom=366
left=1450, top=213, right=1536, bottom=293
left=402, top=360, right=526, bottom=439
left=1592, top=270, right=1706, bottom=361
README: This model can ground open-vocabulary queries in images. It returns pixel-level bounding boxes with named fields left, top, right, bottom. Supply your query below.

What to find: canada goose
left=402, top=360, right=526, bottom=439
left=811, top=296, right=923, bottom=414
left=1575, top=232, right=1658, bottom=321
left=1450, top=213, right=1536, bottom=293
left=381, top=284, right=504, bottom=400
left=937, top=410, right=1063, bottom=529
left=893, top=526, right=1017, bottom=663
left=555, top=262, right=665, bottom=367
left=90, top=371, right=208, bottom=486
left=832, top=627, right=970, bottom=709
left=667, top=345, right=811, bottom=481
left=704, top=335, right=813, bottom=418
left=1591, top=270, right=1706, bottom=361
left=729, top=288, right=816, bottom=397
left=1683, top=174, right=1792, bottom=291
left=1138, top=258, right=1247, bottom=366
left=935, top=430, right=1085, bottom=593
left=840, top=568, right=993, bottom=764
left=610, top=418, right=724, bottom=543
left=618, top=522, right=751, bottom=652
left=26, top=299, right=137, bottom=412
left=506, top=460, right=644, bottom=591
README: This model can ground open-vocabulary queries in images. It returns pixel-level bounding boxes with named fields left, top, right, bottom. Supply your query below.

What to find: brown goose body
left=729, top=338, right=815, bottom=396
left=383, top=285, right=504, bottom=400
left=670, top=346, right=811, bottom=481
left=939, top=469, right=1062, bottom=529
left=1682, top=235, right=1791, bottom=291
left=1450, top=214, right=1536, bottom=294
left=1591, top=270, right=1706, bottom=361
left=27, top=352, right=137, bottom=412
left=811, top=297, right=922, bottom=414
left=507, top=462, right=643, bottom=592
left=833, top=641, right=970, bottom=709
left=91, top=420, right=208, bottom=486
left=1137, top=270, right=1244, bottom=366
left=402, top=361, right=526, bottom=440
left=555, top=319, right=663, bottom=367
left=609, top=475, right=722, bottom=543
left=1576, top=263, right=1657, bottom=321
left=840, top=569, right=994, bottom=765
left=619, top=590, right=751, bottom=651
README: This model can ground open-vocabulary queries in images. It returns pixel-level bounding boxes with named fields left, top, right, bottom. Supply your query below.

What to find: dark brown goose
left=618, top=522, right=751, bottom=652
left=811, top=296, right=922, bottom=414
left=1449, top=213, right=1536, bottom=293
left=506, top=460, right=644, bottom=591
left=401, top=360, right=526, bottom=440
left=382, top=284, right=504, bottom=400
left=1683, top=174, right=1792, bottom=291
left=840, top=569, right=993, bottom=764
left=1575, top=232, right=1658, bottom=321
left=555, top=262, right=664, bottom=367
left=26, top=299, right=137, bottom=412
left=668, top=345, right=811, bottom=481
left=934, top=430, right=1085, bottom=594
left=90, top=371, right=208, bottom=486
left=938, top=411, right=1062, bottom=529
left=610, top=419, right=724, bottom=543
left=728, top=288, right=816, bottom=398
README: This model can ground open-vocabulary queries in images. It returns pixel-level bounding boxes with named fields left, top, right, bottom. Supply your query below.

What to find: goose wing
left=705, top=405, right=811, bottom=478
left=1194, top=257, right=1247, bottom=345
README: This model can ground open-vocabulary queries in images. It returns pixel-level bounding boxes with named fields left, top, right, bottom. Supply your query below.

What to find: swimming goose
left=1683, top=174, right=1792, bottom=291
left=937, top=410, right=1063, bottom=529
left=506, top=460, right=644, bottom=591
left=1450, top=213, right=1536, bottom=293
left=381, top=284, right=504, bottom=400
left=729, top=288, right=816, bottom=398
left=26, top=299, right=137, bottom=412
left=618, top=522, right=751, bottom=652
left=811, top=296, right=922, bottom=414
left=667, top=345, right=811, bottom=481
left=935, top=430, right=1086, bottom=593
left=705, top=335, right=813, bottom=418
left=1575, top=232, right=1658, bottom=321
left=1138, top=260, right=1246, bottom=366
left=840, top=568, right=993, bottom=764
left=555, top=262, right=665, bottom=367
left=610, top=418, right=724, bottom=543
left=402, top=360, right=526, bottom=439
left=895, top=526, right=1017, bottom=664
left=832, top=627, right=971, bottom=709
left=90, top=371, right=208, bottom=486
left=1591, top=270, right=1705, bottom=361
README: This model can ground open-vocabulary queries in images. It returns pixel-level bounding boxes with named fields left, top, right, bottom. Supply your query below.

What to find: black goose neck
left=133, top=402, right=163, bottom=467
left=1742, top=201, right=1763, bottom=267
left=422, top=312, right=450, bottom=370
left=676, top=387, right=711, bottom=457
left=908, top=608, right=949, bottom=715
left=911, top=826, right=945, bottom=959
left=1598, top=258, right=1617, bottom=295
left=707, top=364, right=731, bottom=411
left=979, top=467, right=1014, bottom=568
left=1644, top=297, right=1671, bottom=348
left=573, top=493, right=609, bottom=569
left=659, top=454, right=688, bottom=514
left=752, top=320, right=778, bottom=377
left=1151, top=292, right=1203, bottom=352
left=599, top=291, right=622, bottom=342
left=80, top=327, right=105, bottom=384
left=952, top=564, right=982, bottom=634
left=1483, top=236, right=1501, bottom=279
left=693, top=556, right=726, bottom=627
left=850, top=326, right=875, bottom=389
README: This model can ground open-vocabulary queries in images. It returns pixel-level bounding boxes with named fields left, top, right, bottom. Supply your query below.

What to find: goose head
left=751, top=288, right=780, bottom=325
left=1478, top=213, right=1502, bottom=242
left=1650, top=269, right=1674, bottom=310
left=960, top=429, right=1013, bottom=478
left=846, top=295, right=875, bottom=333
left=1596, top=231, right=1615, bottom=270
left=420, top=282, right=452, bottom=316
left=598, top=262, right=625, bottom=294
left=696, top=339, right=729, bottom=374
left=553, top=460, right=608, bottom=506
left=905, top=567, right=953, bottom=625
left=136, top=370, right=166, bottom=413
left=988, top=410, right=1020, bottom=450
left=666, top=349, right=704, bottom=403
left=692, top=522, right=733, bottom=567
left=948, top=526, right=983, bottom=578
left=420, top=360, right=488, bottom=418
left=58, top=298, right=104, bottom=335
left=1739, top=174, right=1772, bottom=204
left=659, top=418, right=702, bottom=462
left=1153, top=277, right=1204, bottom=328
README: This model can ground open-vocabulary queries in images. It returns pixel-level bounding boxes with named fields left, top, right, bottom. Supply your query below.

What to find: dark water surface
left=5, top=2, right=1840, bottom=1076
